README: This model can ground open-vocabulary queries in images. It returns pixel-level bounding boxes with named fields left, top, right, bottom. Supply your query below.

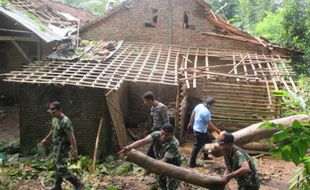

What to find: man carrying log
left=40, top=101, right=83, bottom=190
left=217, top=132, right=260, bottom=190
left=188, top=98, right=220, bottom=167
left=119, top=123, right=181, bottom=190
left=142, top=91, right=169, bottom=158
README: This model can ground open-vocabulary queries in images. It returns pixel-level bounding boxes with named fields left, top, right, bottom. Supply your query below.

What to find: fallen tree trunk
left=241, top=142, right=276, bottom=151
left=205, top=114, right=310, bottom=157
left=127, top=149, right=225, bottom=190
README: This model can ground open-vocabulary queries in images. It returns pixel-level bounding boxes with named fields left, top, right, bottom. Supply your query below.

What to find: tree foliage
left=207, top=0, right=310, bottom=75
left=261, top=120, right=310, bottom=190
left=260, top=76, right=310, bottom=189
left=55, top=0, right=123, bottom=16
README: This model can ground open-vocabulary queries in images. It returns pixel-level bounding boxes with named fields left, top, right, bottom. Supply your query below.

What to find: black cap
left=216, top=132, right=234, bottom=145
left=47, top=101, right=61, bottom=113
left=161, top=123, right=174, bottom=134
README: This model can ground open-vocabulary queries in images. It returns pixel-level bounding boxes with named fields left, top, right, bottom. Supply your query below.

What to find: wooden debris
left=92, top=117, right=104, bottom=170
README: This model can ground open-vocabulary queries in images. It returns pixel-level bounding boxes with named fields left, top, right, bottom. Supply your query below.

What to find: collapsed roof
left=0, top=0, right=96, bottom=43
left=2, top=41, right=294, bottom=90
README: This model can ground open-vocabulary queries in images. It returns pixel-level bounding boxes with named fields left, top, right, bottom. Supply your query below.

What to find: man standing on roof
left=217, top=132, right=260, bottom=190
left=188, top=98, right=221, bottom=168
left=119, top=123, right=181, bottom=190
left=142, top=91, right=169, bottom=158
left=40, top=101, right=83, bottom=190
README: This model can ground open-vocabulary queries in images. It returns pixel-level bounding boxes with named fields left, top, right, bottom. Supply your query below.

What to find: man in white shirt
left=187, top=98, right=220, bottom=168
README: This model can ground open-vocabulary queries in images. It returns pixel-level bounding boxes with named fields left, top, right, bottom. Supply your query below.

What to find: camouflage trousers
left=238, top=184, right=260, bottom=190
left=54, top=145, right=73, bottom=179
left=158, top=175, right=180, bottom=190
left=158, top=157, right=181, bottom=190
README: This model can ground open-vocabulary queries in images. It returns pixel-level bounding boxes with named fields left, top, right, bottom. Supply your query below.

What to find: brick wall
left=125, top=82, right=177, bottom=124
left=81, top=0, right=270, bottom=54
left=19, top=84, right=113, bottom=157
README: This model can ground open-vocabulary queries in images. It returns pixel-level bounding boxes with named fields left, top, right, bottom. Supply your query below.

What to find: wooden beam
left=227, top=54, right=247, bottom=75
left=175, top=83, right=181, bottom=138
left=253, top=54, right=273, bottom=106
left=277, top=55, right=298, bottom=92
left=0, top=28, right=32, bottom=34
left=11, top=41, right=31, bottom=63
left=92, top=117, right=104, bottom=170
left=205, top=49, right=210, bottom=79
left=179, top=95, right=188, bottom=140
left=184, top=48, right=191, bottom=89
left=147, top=46, right=163, bottom=82
left=202, top=32, right=262, bottom=45
left=232, top=53, right=239, bottom=82
left=241, top=53, right=248, bottom=76
left=0, top=36, right=38, bottom=42
left=193, top=49, right=199, bottom=88
left=106, top=90, right=128, bottom=147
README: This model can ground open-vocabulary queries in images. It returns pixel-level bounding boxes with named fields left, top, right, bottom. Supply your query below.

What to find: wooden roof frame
left=2, top=42, right=180, bottom=89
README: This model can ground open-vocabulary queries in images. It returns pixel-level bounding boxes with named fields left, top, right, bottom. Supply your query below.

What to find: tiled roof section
left=10, top=0, right=96, bottom=27
left=0, top=0, right=96, bottom=42
left=47, top=40, right=119, bottom=61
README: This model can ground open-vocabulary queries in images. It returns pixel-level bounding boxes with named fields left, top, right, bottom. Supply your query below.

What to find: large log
left=126, top=149, right=225, bottom=190
left=205, top=114, right=310, bottom=157
left=241, top=142, right=276, bottom=151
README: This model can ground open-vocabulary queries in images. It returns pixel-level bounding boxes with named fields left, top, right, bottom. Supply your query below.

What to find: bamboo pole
left=193, top=49, right=199, bottom=88
left=227, top=54, right=247, bottom=75
left=92, top=117, right=104, bottom=170
left=184, top=48, right=191, bottom=88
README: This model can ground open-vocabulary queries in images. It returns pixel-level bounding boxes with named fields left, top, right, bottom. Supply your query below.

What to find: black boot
left=67, top=176, right=84, bottom=190
left=49, top=176, right=63, bottom=190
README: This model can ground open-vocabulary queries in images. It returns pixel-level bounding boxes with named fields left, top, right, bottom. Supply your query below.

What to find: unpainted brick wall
left=19, top=84, right=113, bottom=157
left=125, top=82, right=177, bottom=125
left=81, top=0, right=270, bottom=54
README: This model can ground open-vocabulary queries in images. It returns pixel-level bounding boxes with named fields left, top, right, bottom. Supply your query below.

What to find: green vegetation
left=0, top=143, right=140, bottom=190
left=206, top=0, right=310, bottom=76
left=260, top=76, right=310, bottom=189
left=0, top=0, right=10, bottom=6
left=261, top=120, right=310, bottom=190
left=25, top=11, right=46, bottom=31
left=55, top=0, right=123, bottom=16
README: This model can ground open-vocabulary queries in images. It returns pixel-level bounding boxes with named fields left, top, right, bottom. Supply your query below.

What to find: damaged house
left=0, top=0, right=96, bottom=100
left=2, top=0, right=298, bottom=156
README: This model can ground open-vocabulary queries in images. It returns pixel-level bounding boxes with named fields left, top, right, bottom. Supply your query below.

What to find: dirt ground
left=0, top=105, right=297, bottom=190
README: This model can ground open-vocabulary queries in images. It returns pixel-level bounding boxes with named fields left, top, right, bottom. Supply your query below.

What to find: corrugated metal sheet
left=0, top=5, right=76, bottom=43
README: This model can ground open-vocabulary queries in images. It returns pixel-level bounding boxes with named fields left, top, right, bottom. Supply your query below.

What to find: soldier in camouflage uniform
left=142, top=91, right=169, bottom=159
left=217, top=132, right=260, bottom=190
left=40, top=101, right=83, bottom=190
left=119, top=123, right=181, bottom=190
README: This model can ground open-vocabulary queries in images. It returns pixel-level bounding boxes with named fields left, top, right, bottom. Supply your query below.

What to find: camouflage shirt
left=151, top=102, right=169, bottom=131
left=147, top=131, right=181, bottom=161
left=224, top=146, right=260, bottom=189
left=52, top=114, right=73, bottom=148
